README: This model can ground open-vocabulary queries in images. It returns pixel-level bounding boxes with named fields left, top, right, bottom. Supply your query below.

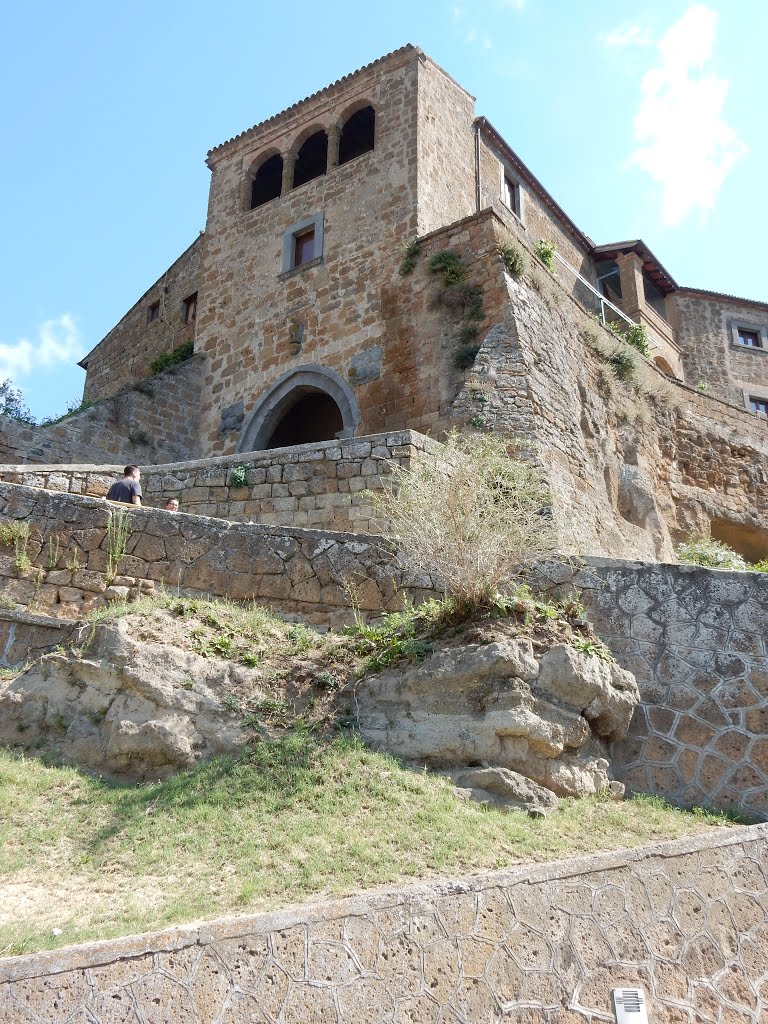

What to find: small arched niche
left=250, top=153, right=283, bottom=209
left=238, top=366, right=361, bottom=452
left=653, top=356, right=675, bottom=377
left=293, top=131, right=328, bottom=189
left=339, top=106, right=375, bottom=165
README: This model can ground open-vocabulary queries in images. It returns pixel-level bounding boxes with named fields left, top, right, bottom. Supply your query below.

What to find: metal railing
left=552, top=251, right=660, bottom=350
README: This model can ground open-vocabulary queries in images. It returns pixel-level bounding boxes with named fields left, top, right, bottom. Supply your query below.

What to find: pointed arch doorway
left=237, top=365, right=361, bottom=453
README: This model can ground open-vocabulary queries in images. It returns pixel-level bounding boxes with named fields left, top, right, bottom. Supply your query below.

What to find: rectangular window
left=183, top=292, right=198, bottom=324
left=281, top=213, right=324, bottom=273
left=738, top=328, right=762, bottom=348
left=147, top=301, right=160, bottom=324
left=749, top=396, right=768, bottom=415
left=503, top=175, right=518, bottom=214
left=294, top=229, right=315, bottom=266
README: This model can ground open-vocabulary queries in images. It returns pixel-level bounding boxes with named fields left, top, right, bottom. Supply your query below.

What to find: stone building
left=6, top=44, right=768, bottom=564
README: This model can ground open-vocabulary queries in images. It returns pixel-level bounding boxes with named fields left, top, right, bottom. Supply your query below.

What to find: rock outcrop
left=356, top=636, right=639, bottom=806
left=0, top=618, right=250, bottom=781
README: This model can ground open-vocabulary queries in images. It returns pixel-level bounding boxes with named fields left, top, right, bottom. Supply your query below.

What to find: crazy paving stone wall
left=1, top=825, right=766, bottom=1023
left=578, top=559, right=768, bottom=821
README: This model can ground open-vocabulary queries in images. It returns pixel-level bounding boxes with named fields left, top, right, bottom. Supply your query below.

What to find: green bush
left=429, top=251, right=467, bottom=287
left=607, top=347, right=636, bottom=382
left=498, top=242, right=525, bottom=279
left=228, top=465, right=250, bottom=488
left=534, top=239, right=556, bottom=273
left=675, top=537, right=748, bottom=570
left=370, top=430, right=557, bottom=610
left=398, top=239, right=421, bottom=277
left=455, top=344, right=481, bottom=369
left=623, top=323, right=651, bottom=358
left=149, top=339, right=194, bottom=377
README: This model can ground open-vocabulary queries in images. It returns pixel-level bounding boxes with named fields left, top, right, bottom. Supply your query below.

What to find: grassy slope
left=0, top=737, right=735, bottom=958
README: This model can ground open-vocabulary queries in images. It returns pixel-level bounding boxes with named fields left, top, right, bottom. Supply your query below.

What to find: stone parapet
left=0, top=482, right=434, bottom=626
left=1, top=823, right=765, bottom=1022
left=0, top=430, right=442, bottom=535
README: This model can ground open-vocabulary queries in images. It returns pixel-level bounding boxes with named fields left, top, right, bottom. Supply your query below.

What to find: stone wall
left=1, top=824, right=766, bottom=1023
left=447, top=216, right=768, bottom=563
left=82, top=237, right=203, bottom=404
left=671, top=288, right=768, bottom=408
left=577, top=559, right=768, bottom=822
left=0, top=431, right=440, bottom=534
left=0, top=356, right=204, bottom=467
left=0, top=483, right=432, bottom=626
left=0, top=609, right=76, bottom=667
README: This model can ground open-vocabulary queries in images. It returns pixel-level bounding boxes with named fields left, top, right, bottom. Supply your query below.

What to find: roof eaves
left=475, top=117, right=594, bottom=252
left=675, top=285, right=768, bottom=311
left=207, top=44, right=423, bottom=161
left=593, top=239, right=678, bottom=293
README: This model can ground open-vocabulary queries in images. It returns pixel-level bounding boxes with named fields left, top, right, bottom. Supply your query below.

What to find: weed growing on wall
left=228, top=464, right=250, bottom=488
left=534, top=239, right=556, bottom=272
left=370, top=431, right=557, bottom=610
left=675, top=537, right=748, bottom=570
left=0, top=519, right=32, bottom=572
left=106, top=510, right=133, bottom=583
left=429, top=251, right=485, bottom=372
left=149, top=339, right=194, bottom=377
left=398, top=239, right=421, bottom=277
left=498, top=241, right=525, bottom=279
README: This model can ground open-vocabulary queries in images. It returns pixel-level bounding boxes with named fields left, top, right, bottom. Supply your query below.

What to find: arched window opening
left=266, top=390, right=343, bottom=448
left=653, top=356, right=674, bottom=376
left=293, top=131, right=328, bottom=189
left=339, top=106, right=375, bottom=165
left=250, top=154, right=283, bottom=209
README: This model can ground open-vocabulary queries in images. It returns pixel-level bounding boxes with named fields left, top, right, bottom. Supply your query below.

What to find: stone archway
left=237, top=365, right=361, bottom=452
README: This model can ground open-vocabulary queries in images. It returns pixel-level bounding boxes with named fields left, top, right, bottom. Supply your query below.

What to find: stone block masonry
left=0, top=483, right=435, bottom=626
left=0, top=431, right=442, bottom=536
left=1, top=823, right=766, bottom=1022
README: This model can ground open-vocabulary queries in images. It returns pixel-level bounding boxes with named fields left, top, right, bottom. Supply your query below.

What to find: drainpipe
left=474, top=121, right=481, bottom=213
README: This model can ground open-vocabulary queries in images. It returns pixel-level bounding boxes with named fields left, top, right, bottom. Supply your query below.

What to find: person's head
left=124, top=465, right=140, bottom=480
left=164, top=498, right=179, bottom=512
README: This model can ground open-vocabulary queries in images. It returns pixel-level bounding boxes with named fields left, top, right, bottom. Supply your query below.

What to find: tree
left=0, top=379, right=35, bottom=424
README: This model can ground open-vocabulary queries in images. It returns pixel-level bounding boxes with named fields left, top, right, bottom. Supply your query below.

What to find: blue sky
left=2, top=0, right=765, bottom=419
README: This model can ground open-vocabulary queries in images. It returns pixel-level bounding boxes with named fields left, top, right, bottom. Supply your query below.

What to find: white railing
left=552, top=251, right=660, bottom=350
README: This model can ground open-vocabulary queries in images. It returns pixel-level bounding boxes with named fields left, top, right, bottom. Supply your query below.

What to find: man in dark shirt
left=106, top=465, right=142, bottom=506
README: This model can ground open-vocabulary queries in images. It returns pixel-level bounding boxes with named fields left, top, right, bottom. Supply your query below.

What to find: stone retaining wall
left=0, top=431, right=440, bottom=534
left=1, top=823, right=766, bottom=1023
left=577, top=559, right=768, bottom=821
left=0, top=356, right=203, bottom=468
left=0, top=483, right=433, bottom=626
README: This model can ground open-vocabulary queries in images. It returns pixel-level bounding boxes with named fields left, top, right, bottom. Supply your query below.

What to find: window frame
left=281, top=213, right=324, bottom=274
left=182, top=292, right=198, bottom=325
left=729, top=318, right=768, bottom=352
left=499, top=162, right=522, bottom=220
left=147, top=301, right=160, bottom=324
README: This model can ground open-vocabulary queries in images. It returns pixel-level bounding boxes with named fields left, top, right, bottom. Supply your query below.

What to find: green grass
left=0, top=738, right=736, bottom=957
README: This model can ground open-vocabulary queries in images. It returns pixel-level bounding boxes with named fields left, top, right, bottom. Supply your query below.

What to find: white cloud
left=0, top=314, right=83, bottom=383
left=604, top=24, right=651, bottom=48
left=629, top=4, right=748, bottom=226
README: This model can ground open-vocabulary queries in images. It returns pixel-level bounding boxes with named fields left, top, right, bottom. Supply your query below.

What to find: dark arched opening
left=250, top=154, right=283, bottom=208
left=267, top=391, right=343, bottom=448
left=339, top=106, right=375, bottom=165
left=238, top=365, right=361, bottom=453
left=293, top=131, right=328, bottom=188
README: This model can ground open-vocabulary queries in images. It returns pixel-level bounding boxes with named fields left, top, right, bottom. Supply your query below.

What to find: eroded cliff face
left=0, top=612, right=639, bottom=805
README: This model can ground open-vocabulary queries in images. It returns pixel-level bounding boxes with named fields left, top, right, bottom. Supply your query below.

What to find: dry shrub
left=371, top=431, right=557, bottom=608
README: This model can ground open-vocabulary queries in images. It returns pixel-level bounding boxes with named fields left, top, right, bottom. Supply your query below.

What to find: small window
left=749, top=396, right=768, bottom=415
left=503, top=175, right=519, bottom=214
left=281, top=213, right=324, bottom=273
left=738, top=328, right=762, bottom=348
left=147, top=301, right=160, bottom=324
left=183, top=292, right=198, bottom=324
left=294, top=229, right=315, bottom=267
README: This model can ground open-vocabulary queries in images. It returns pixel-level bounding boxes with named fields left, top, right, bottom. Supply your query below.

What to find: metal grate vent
left=611, top=987, right=649, bottom=1023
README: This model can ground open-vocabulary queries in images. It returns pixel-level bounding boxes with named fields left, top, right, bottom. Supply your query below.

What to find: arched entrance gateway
left=237, top=365, right=361, bottom=452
